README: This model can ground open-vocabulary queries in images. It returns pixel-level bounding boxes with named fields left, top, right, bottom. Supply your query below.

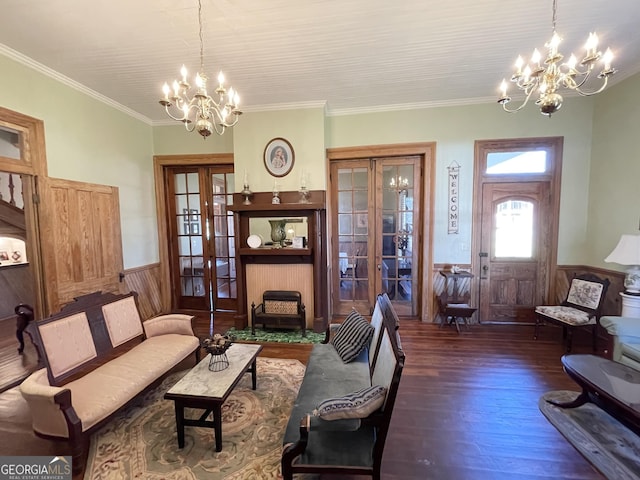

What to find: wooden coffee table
left=551, top=354, right=640, bottom=435
left=164, top=343, right=263, bottom=452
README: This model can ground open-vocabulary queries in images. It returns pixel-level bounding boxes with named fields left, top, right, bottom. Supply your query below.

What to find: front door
left=478, top=182, right=550, bottom=322
left=473, top=137, right=562, bottom=323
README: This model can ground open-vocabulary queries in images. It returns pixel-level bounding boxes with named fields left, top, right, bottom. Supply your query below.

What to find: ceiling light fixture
left=497, top=0, right=616, bottom=117
left=159, top=0, right=241, bottom=138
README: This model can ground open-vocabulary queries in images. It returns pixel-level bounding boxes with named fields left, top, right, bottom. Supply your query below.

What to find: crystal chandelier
left=159, top=0, right=241, bottom=137
left=498, top=0, right=616, bottom=117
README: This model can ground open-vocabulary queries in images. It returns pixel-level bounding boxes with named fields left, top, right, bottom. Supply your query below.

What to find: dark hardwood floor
left=0, top=316, right=605, bottom=479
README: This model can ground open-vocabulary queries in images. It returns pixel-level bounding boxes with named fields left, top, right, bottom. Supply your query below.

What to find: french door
left=165, top=166, right=237, bottom=311
left=331, top=156, right=421, bottom=317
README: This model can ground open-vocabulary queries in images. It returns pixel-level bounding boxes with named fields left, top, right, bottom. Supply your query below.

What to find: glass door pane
left=175, top=172, right=204, bottom=300
left=209, top=172, right=236, bottom=310
left=334, top=163, right=371, bottom=314
left=380, top=161, right=416, bottom=316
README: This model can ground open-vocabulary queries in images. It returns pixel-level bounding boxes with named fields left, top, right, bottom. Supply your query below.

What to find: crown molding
left=0, top=43, right=152, bottom=125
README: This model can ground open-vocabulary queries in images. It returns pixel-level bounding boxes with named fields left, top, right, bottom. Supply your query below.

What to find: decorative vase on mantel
left=269, top=219, right=287, bottom=248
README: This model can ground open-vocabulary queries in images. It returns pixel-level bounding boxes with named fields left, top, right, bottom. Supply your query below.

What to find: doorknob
left=377, top=264, right=381, bottom=271
left=482, top=265, right=489, bottom=272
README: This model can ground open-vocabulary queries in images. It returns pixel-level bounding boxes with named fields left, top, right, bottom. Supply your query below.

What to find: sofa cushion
left=331, top=310, right=374, bottom=363
left=313, top=385, right=386, bottom=421
left=283, top=343, right=370, bottom=445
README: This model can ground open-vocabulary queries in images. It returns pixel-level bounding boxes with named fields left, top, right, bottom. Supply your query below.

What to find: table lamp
left=605, top=234, right=640, bottom=295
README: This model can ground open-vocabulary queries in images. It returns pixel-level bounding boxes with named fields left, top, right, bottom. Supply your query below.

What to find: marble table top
left=166, top=343, right=262, bottom=400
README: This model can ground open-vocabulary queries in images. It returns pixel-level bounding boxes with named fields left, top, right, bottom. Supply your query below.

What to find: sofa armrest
left=143, top=314, right=195, bottom=338
left=600, top=316, right=640, bottom=337
left=600, top=316, right=640, bottom=362
left=19, top=369, right=71, bottom=438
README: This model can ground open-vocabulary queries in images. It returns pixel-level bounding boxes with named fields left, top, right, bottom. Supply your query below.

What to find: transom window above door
left=486, top=151, right=547, bottom=174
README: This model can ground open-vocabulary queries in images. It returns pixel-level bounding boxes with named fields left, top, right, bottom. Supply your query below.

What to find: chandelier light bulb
left=603, top=48, right=614, bottom=70
left=585, top=33, right=598, bottom=57
left=531, top=48, right=542, bottom=66
left=217, top=71, right=225, bottom=86
left=497, top=0, right=617, bottom=117
left=500, top=79, right=508, bottom=98
left=548, top=33, right=561, bottom=56
left=181, top=65, right=188, bottom=82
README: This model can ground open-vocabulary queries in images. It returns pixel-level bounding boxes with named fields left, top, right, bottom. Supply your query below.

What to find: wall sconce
left=605, top=234, right=640, bottom=294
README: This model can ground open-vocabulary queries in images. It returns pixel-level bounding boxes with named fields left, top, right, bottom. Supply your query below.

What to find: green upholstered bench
left=281, top=293, right=405, bottom=480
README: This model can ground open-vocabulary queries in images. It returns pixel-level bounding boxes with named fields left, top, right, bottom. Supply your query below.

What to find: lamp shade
left=605, top=234, right=640, bottom=295
left=605, top=234, right=640, bottom=265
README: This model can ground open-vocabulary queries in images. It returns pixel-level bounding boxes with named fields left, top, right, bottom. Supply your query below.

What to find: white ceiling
left=1, top=0, right=640, bottom=124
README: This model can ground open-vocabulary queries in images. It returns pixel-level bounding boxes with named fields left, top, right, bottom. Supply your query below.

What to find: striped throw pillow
left=331, top=310, right=374, bottom=363
left=313, top=385, right=387, bottom=420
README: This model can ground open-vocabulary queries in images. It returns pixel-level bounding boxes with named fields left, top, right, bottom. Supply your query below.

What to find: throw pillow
left=331, top=310, right=374, bottom=363
left=313, top=385, right=387, bottom=421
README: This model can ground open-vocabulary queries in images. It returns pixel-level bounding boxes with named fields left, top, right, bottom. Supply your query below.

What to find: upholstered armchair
left=599, top=316, right=640, bottom=370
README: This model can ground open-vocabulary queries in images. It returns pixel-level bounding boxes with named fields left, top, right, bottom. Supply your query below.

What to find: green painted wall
left=153, top=124, right=234, bottom=154
left=588, top=72, right=640, bottom=273
left=0, top=54, right=155, bottom=268
left=327, top=99, right=596, bottom=264
left=3, top=47, right=637, bottom=275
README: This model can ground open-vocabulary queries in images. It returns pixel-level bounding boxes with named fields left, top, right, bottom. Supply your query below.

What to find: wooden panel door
left=37, top=176, right=124, bottom=314
left=479, top=182, right=550, bottom=322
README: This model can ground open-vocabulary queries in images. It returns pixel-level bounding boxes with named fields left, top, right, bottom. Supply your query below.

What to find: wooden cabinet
left=229, top=191, right=327, bottom=331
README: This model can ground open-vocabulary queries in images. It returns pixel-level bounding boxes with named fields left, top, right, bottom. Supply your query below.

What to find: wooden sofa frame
left=22, top=291, right=200, bottom=474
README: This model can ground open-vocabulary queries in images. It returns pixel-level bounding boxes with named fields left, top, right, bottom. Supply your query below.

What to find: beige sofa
left=19, top=291, right=200, bottom=473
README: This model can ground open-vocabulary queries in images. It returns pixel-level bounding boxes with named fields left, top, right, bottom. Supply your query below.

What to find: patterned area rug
left=84, top=358, right=305, bottom=479
left=539, top=390, right=640, bottom=480
left=226, top=327, right=326, bottom=344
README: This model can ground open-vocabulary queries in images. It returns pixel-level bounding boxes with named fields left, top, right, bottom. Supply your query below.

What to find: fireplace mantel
left=229, top=190, right=327, bottom=332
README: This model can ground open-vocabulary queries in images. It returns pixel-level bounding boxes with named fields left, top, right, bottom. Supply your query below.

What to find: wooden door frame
left=326, top=142, right=435, bottom=321
left=153, top=154, right=234, bottom=312
left=0, top=106, right=48, bottom=317
left=472, top=137, right=563, bottom=319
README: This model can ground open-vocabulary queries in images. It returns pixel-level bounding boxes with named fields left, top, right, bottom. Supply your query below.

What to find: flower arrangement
left=201, top=334, right=233, bottom=356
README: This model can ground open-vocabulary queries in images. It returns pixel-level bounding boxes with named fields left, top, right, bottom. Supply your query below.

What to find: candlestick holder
left=241, top=185, right=253, bottom=205
left=298, top=186, right=310, bottom=204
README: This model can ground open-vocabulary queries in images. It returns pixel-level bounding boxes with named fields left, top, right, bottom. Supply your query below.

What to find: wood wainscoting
left=429, top=264, right=625, bottom=326
left=123, top=263, right=163, bottom=319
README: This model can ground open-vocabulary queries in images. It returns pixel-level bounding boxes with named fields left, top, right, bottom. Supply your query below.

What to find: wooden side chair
left=534, top=273, right=610, bottom=352
left=436, top=271, right=477, bottom=333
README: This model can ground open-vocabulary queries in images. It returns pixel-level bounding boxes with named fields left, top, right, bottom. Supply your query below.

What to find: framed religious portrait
left=264, top=137, right=295, bottom=177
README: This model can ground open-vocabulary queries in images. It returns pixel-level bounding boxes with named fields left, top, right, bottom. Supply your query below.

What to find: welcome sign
left=447, top=161, right=460, bottom=234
